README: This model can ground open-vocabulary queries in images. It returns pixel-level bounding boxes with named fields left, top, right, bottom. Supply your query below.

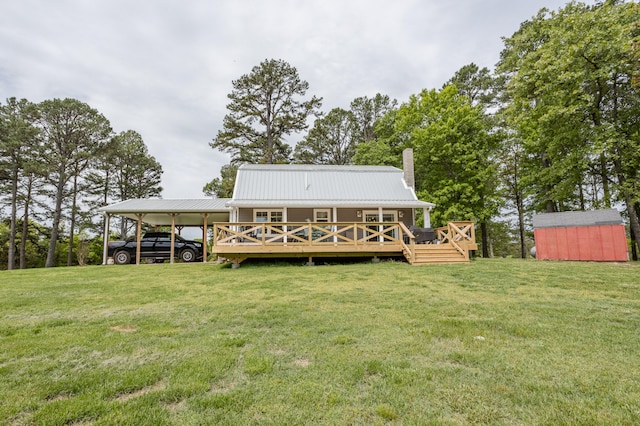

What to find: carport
left=98, top=198, right=231, bottom=265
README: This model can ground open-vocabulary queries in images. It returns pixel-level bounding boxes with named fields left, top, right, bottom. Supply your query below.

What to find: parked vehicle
left=108, top=232, right=204, bottom=264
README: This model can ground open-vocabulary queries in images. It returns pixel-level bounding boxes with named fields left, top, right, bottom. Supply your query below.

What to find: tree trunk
left=480, top=222, right=489, bottom=258
left=612, top=158, right=640, bottom=258
left=8, top=169, right=18, bottom=270
left=516, top=191, right=527, bottom=259
left=625, top=201, right=640, bottom=261
left=20, top=178, right=33, bottom=269
left=45, top=173, right=66, bottom=268
left=630, top=223, right=638, bottom=262
left=67, top=174, right=78, bottom=266
left=600, top=153, right=611, bottom=208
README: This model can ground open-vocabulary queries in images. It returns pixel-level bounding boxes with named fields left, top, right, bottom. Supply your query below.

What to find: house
left=532, top=209, right=628, bottom=262
left=226, top=163, right=434, bottom=228
left=99, top=150, right=477, bottom=266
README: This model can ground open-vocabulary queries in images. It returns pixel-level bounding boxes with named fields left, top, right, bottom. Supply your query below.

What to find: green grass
left=1, top=259, right=639, bottom=425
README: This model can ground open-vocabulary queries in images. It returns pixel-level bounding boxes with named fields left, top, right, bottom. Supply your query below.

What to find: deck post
left=135, top=214, right=143, bottom=265
left=170, top=213, right=176, bottom=264
left=333, top=208, right=338, bottom=244
left=283, top=208, right=288, bottom=244
left=102, top=213, right=110, bottom=265
left=202, top=213, right=208, bottom=263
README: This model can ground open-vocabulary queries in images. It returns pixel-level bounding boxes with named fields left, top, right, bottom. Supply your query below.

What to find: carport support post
left=136, top=214, right=143, bottom=265
left=102, top=213, right=110, bottom=265
left=202, top=213, right=208, bottom=263
left=170, top=214, right=176, bottom=264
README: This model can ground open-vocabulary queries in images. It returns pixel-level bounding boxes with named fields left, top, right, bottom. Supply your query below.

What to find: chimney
left=402, top=148, right=415, bottom=190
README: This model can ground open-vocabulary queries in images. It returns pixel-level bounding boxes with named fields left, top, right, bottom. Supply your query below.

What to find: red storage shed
left=533, top=209, right=628, bottom=262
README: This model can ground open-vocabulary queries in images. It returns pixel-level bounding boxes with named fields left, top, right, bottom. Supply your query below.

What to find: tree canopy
left=211, top=59, right=322, bottom=165
left=0, top=97, right=162, bottom=269
left=497, top=0, right=640, bottom=252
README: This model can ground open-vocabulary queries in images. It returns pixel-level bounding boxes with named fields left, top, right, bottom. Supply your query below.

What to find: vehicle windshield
left=175, top=235, right=186, bottom=242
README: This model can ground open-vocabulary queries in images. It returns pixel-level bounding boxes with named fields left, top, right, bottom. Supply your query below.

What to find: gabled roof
left=228, top=164, right=435, bottom=208
left=98, top=198, right=231, bottom=226
left=532, top=209, right=624, bottom=229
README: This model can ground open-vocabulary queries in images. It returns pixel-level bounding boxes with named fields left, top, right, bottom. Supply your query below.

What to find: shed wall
left=534, top=224, right=628, bottom=261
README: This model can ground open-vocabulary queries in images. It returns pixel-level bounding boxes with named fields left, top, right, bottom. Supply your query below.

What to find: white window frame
left=313, top=208, right=331, bottom=223
left=253, top=209, right=284, bottom=223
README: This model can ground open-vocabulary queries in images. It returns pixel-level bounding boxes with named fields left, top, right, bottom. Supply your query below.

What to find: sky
left=0, top=0, right=583, bottom=200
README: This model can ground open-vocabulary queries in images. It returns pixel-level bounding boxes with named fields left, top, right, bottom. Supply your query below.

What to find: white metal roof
left=228, top=164, right=435, bottom=209
left=532, top=209, right=624, bottom=229
left=98, top=198, right=231, bottom=226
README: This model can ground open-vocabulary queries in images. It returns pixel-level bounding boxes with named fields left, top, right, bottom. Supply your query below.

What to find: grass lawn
left=1, top=259, right=639, bottom=425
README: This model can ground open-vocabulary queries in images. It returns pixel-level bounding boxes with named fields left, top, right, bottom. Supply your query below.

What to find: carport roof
left=98, top=198, right=231, bottom=226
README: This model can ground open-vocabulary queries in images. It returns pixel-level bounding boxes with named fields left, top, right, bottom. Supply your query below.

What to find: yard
left=1, top=259, right=639, bottom=425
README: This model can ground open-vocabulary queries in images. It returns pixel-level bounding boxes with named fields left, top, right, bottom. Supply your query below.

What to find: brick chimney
left=402, top=148, right=415, bottom=190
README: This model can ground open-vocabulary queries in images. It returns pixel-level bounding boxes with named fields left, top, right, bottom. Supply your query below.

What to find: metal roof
left=98, top=198, right=231, bottom=226
left=229, top=164, right=435, bottom=208
left=532, top=209, right=624, bottom=229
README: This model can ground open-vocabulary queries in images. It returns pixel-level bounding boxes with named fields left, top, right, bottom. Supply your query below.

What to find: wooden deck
left=212, top=221, right=477, bottom=266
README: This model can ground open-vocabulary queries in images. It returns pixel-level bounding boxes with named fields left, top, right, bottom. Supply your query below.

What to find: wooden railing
left=212, top=221, right=476, bottom=264
left=436, top=221, right=477, bottom=259
left=213, top=222, right=414, bottom=248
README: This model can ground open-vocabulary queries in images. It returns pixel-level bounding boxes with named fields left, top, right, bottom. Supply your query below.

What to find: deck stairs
left=407, top=243, right=469, bottom=265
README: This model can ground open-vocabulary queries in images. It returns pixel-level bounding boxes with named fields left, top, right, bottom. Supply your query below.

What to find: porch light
left=398, top=211, right=404, bottom=218
left=356, top=210, right=362, bottom=218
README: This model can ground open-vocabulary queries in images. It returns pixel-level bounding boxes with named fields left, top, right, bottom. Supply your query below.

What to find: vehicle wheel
left=114, top=250, right=131, bottom=265
left=144, top=258, right=156, bottom=264
left=180, top=249, right=196, bottom=262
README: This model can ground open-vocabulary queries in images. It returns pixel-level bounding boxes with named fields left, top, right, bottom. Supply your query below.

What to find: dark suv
left=108, top=232, right=204, bottom=264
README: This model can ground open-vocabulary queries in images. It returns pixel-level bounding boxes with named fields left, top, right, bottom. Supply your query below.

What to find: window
left=254, top=210, right=283, bottom=223
left=314, top=209, right=331, bottom=223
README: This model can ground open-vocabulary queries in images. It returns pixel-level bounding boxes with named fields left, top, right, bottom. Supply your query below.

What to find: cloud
left=1, top=0, right=581, bottom=199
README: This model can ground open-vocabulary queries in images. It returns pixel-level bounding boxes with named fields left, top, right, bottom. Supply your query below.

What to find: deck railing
left=436, top=221, right=477, bottom=259
left=213, top=222, right=415, bottom=248
left=212, top=221, right=476, bottom=264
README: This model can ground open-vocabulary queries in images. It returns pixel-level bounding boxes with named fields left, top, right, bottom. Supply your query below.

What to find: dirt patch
left=165, top=399, right=187, bottom=413
left=110, top=325, right=137, bottom=333
left=116, top=381, right=164, bottom=402
left=294, top=359, right=311, bottom=367
left=211, top=381, right=237, bottom=393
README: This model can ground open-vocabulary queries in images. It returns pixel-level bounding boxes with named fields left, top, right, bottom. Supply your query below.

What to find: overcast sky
left=1, top=0, right=584, bottom=199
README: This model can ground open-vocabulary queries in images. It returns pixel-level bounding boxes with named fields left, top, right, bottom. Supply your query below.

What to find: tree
left=37, top=98, right=112, bottom=267
left=202, top=164, right=237, bottom=198
left=294, top=94, right=397, bottom=165
left=211, top=59, right=322, bottom=164
left=445, top=63, right=504, bottom=107
left=497, top=1, right=640, bottom=252
left=108, top=130, right=163, bottom=237
left=384, top=86, right=500, bottom=235
left=0, top=98, right=40, bottom=270
left=447, top=64, right=508, bottom=256
left=349, top=94, right=398, bottom=144
left=498, top=135, right=529, bottom=258
left=352, top=109, right=403, bottom=167
left=293, top=108, right=356, bottom=165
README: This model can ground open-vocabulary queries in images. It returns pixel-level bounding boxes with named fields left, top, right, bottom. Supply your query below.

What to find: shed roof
left=228, top=164, right=435, bottom=209
left=98, top=198, right=231, bottom=226
left=532, top=209, right=624, bottom=229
